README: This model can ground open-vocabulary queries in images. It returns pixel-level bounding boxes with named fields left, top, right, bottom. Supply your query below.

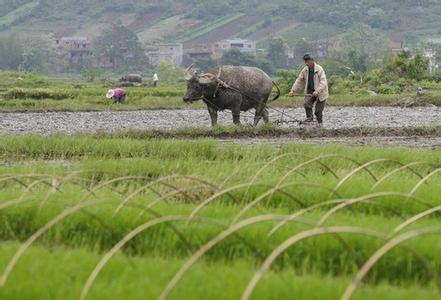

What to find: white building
left=425, top=38, right=441, bottom=74
left=213, top=39, right=256, bottom=59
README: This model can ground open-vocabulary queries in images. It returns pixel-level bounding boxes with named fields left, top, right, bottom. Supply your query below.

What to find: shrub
left=396, top=78, right=408, bottom=92
left=354, top=88, right=371, bottom=96
left=275, top=69, right=299, bottom=94
left=378, top=84, right=399, bottom=94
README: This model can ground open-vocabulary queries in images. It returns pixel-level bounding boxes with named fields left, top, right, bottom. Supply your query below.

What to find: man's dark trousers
left=305, top=93, right=326, bottom=124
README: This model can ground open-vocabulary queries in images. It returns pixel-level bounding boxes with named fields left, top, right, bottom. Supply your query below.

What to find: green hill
left=1, top=0, right=441, bottom=45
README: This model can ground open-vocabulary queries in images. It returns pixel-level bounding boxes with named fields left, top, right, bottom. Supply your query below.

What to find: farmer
left=289, top=54, right=329, bottom=125
left=153, top=73, right=159, bottom=87
left=106, top=88, right=127, bottom=104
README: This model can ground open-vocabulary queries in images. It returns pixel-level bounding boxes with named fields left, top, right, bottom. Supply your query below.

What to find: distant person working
left=289, top=54, right=329, bottom=126
left=153, top=73, right=159, bottom=87
left=106, top=88, right=127, bottom=104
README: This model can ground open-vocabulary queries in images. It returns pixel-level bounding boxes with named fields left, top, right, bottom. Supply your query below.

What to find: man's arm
left=314, top=68, right=328, bottom=96
left=289, top=70, right=306, bottom=96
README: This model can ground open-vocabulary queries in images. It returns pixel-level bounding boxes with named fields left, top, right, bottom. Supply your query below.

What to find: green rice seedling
left=1, top=139, right=441, bottom=299
left=1, top=243, right=439, bottom=300
left=342, top=227, right=441, bottom=300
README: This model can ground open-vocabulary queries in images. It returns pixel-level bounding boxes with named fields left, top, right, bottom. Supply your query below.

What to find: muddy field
left=0, top=107, right=439, bottom=135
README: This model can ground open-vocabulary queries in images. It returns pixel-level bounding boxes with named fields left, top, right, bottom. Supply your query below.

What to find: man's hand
left=288, top=91, right=295, bottom=97
left=312, top=91, right=319, bottom=97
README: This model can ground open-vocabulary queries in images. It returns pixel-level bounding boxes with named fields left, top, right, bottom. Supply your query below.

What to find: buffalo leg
left=232, top=111, right=241, bottom=125
left=254, top=104, right=269, bottom=127
left=207, top=106, right=218, bottom=127
left=231, top=101, right=242, bottom=125
left=253, top=114, right=262, bottom=127
left=262, top=108, right=269, bottom=123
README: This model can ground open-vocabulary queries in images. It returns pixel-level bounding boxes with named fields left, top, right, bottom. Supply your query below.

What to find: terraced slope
left=245, top=19, right=300, bottom=42
left=180, top=14, right=262, bottom=48
left=1, top=0, right=441, bottom=45
left=0, top=1, right=39, bottom=27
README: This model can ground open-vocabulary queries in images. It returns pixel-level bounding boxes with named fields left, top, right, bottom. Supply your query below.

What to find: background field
left=0, top=71, right=440, bottom=112
left=0, top=137, right=440, bottom=299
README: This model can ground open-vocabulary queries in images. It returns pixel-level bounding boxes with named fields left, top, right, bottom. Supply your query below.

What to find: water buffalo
left=183, top=66, right=280, bottom=127
left=120, top=74, right=143, bottom=83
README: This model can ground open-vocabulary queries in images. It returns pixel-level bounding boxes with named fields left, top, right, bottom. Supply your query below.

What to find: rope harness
left=200, top=69, right=305, bottom=126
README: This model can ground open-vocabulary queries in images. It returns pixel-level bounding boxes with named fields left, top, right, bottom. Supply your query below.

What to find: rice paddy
left=0, top=137, right=440, bottom=299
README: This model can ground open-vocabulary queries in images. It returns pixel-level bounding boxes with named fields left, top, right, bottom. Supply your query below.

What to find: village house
left=146, top=43, right=183, bottom=67
left=389, top=37, right=405, bottom=53
left=54, top=36, right=93, bottom=64
left=213, top=39, right=257, bottom=59
left=183, top=45, right=214, bottom=65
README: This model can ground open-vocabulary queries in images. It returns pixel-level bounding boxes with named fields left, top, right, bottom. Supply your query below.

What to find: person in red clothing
left=106, top=88, right=126, bottom=104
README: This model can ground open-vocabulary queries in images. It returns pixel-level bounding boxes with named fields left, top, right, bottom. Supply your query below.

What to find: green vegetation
left=0, top=71, right=440, bottom=112
left=94, top=21, right=147, bottom=73
left=277, top=49, right=441, bottom=96
left=0, top=137, right=441, bottom=299
left=332, top=24, right=389, bottom=73
left=1, top=245, right=439, bottom=300
left=3, top=87, right=75, bottom=100
left=0, top=33, right=58, bottom=73
left=220, top=49, right=274, bottom=75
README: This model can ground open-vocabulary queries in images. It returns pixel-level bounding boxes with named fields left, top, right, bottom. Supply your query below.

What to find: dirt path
left=0, top=107, right=439, bottom=136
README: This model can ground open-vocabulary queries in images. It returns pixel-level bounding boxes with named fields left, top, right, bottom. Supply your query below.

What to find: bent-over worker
left=106, top=88, right=127, bottom=104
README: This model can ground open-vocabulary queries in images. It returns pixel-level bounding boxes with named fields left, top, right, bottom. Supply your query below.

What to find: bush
left=430, top=71, right=441, bottom=83
left=329, top=77, right=359, bottom=95
left=354, top=88, right=371, bottom=96
left=378, top=84, right=400, bottom=95
left=395, top=78, right=408, bottom=92
left=275, top=68, right=301, bottom=94
left=3, top=88, right=76, bottom=100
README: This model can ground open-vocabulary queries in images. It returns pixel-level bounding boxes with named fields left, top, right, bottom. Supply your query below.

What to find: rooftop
left=60, top=37, right=88, bottom=42
left=219, top=39, right=254, bottom=44
left=158, top=43, right=183, bottom=46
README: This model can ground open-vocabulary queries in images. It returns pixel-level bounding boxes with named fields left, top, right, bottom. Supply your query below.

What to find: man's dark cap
left=303, top=54, right=313, bottom=61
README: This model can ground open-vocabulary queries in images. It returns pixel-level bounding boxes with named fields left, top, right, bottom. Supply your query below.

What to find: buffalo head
left=183, top=66, right=217, bottom=103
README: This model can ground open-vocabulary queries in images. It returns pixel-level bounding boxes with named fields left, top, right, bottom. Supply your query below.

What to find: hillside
left=1, top=0, right=441, bottom=46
